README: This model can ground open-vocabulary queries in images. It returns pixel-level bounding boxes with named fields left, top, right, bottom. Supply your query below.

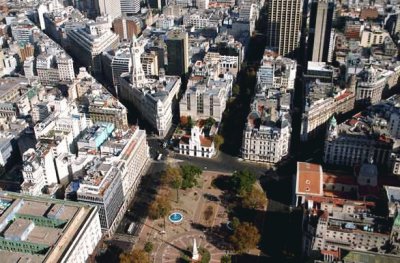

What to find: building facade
left=266, top=0, right=302, bottom=56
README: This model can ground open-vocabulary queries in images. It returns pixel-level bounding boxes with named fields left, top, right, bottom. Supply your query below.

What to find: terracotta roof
left=323, top=173, right=357, bottom=185
left=296, top=162, right=323, bottom=196
left=335, top=91, right=353, bottom=101
left=179, top=135, right=190, bottom=145
left=305, top=195, right=375, bottom=207
left=200, top=136, right=213, bottom=147
left=321, top=250, right=340, bottom=259
left=360, top=8, right=378, bottom=20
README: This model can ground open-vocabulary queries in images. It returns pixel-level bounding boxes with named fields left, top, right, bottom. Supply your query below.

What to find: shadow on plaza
left=116, top=170, right=165, bottom=234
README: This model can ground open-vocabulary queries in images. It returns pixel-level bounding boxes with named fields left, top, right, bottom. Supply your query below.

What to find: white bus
left=127, top=222, right=135, bottom=235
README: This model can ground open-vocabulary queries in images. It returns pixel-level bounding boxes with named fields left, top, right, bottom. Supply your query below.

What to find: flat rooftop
left=0, top=191, right=98, bottom=263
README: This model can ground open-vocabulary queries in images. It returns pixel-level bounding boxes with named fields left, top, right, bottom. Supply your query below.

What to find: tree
left=205, top=117, right=216, bottom=128
left=229, top=222, right=260, bottom=253
left=213, top=134, right=224, bottom=150
left=230, top=170, right=256, bottom=195
left=231, top=217, right=240, bottom=230
left=162, top=166, right=183, bottom=202
left=180, top=164, right=202, bottom=189
left=241, top=186, right=267, bottom=210
left=120, top=249, right=149, bottom=263
left=188, top=116, right=194, bottom=129
left=232, top=84, right=240, bottom=96
left=144, top=242, right=154, bottom=253
left=221, top=255, right=232, bottom=263
left=0, top=165, right=5, bottom=177
left=148, top=195, right=171, bottom=229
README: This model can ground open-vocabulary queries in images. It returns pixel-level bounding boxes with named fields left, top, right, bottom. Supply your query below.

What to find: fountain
left=169, top=212, right=183, bottom=223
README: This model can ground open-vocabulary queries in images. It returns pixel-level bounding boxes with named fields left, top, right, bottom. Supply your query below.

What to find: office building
left=121, top=0, right=140, bottom=15
left=66, top=18, right=119, bottom=74
left=180, top=77, right=232, bottom=121
left=98, top=0, right=122, bottom=20
left=307, top=0, right=334, bottom=62
left=266, top=0, right=302, bottom=56
left=113, top=16, right=142, bottom=40
left=111, top=47, right=132, bottom=88
left=323, top=96, right=400, bottom=167
left=0, top=191, right=102, bottom=263
left=242, top=97, right=291, bottom=163
left=166, top=29, right=189, bottom=75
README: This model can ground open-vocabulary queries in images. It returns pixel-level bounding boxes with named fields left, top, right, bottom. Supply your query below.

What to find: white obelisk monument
left=192, top=238, right=199, bottom=261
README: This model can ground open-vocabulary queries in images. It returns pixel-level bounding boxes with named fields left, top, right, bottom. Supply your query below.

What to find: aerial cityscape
left=0, top=0, right=400, bottom=262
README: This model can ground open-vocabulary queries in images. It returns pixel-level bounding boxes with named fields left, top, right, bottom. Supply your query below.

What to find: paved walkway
left=154, top=230, right=226, bottom=263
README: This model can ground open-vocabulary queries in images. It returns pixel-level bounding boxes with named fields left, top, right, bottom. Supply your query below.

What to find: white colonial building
left=179, top=125, right=215, bottom=158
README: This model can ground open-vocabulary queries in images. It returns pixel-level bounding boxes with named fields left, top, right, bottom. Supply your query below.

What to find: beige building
left=266, top=0, right=302, bottom=56
left=360, top=27, right=391, bottom=47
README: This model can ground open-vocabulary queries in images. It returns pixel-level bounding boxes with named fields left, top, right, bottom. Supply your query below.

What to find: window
left=197, top=94, right=204, bottom=114
left=187, top=93, right=191, bottom=111
left=305, top=187, right=310, bottom=192
left=305, top=180, right=311, bottom=184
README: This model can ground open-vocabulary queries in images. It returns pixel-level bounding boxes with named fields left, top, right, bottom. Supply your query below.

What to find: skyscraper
left=307, top=0, right=334, bottom=62
left=166, top=29, right=189, bottom=76
left=266, top=0, right=302, bottom=57
left=98, top=0, right=122, bottom=19
left=121, top=0, right=140, bottom=15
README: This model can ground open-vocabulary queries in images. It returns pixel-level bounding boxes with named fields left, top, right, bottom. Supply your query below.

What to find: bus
left=127, top=222, right=135, bottom=235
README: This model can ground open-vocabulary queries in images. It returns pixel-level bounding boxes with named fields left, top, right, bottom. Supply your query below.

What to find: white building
left=179, top=124, right=215, bottom=158
left=257, top=51, right=297, bottom=91
left=66, top=17, right=119, bottom=74
left=242, top=98, right=292, bottom=163
left=323, top=96, right=400, bottom=167
left=0, top=191, right=102, bottom=263
left=356, top=65, right=387, bottom=106
left=0, top=134, right=14, bottom=167
left=118, top=37, right=181, bottom=137
left=180, top=77, right=232, bottom=121
left=111, top=47, right=132, bottom=88
left=98, top=0, right=122, bottom=20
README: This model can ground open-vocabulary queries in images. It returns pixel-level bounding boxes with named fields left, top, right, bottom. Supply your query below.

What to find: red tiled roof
left=200, top=136, right=213, bottom=147
left=297, top=162, right=323, bottom=196
left=305, top=195, right=375, bottom=207
left=360, top=8, right=379, bottom=20
left=335, top=91, right=353, bottom=101
left=179, top=135, right=190, bottom=145
left=323, top=173, right=357, bottom=185
left=321, top=250, right=340, bottom=258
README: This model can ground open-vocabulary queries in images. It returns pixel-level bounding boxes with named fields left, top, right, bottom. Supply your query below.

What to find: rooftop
left=0, top=191, right=98, bottom=262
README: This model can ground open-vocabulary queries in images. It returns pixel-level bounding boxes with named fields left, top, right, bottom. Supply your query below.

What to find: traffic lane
left=172, top=151, right=273, bottom=177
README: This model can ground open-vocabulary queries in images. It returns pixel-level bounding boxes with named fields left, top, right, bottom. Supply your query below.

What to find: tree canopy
left=230, top=170, right=257, bottom=195
left=180, top=164, right=202, bottom=189
left=229, top=222, right=260, bottom=253
left=148, top=195, right=171, bottom=220
left=241, top=186, right=267, bottom=210
left=213, top=134, right=224, bottom=150
left=119, top=249, right=149, bottom=263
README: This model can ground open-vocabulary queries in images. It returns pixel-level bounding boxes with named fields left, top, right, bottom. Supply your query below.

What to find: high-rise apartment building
left=98, top=0, right=122, bottom=19
left=120, top=0, right=140, bottom=15
left=166, top=29, right=189, bottom=76
left=113, top=16, right=142, bottom=40
left=266, top=0, right=302, bottom=56
left=307, top=0, right=334, bottom=62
